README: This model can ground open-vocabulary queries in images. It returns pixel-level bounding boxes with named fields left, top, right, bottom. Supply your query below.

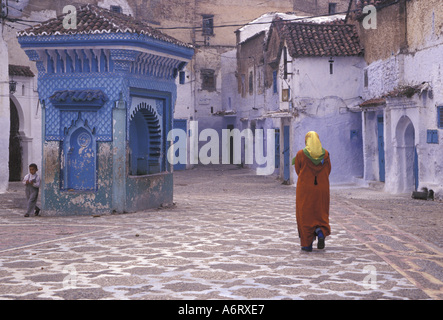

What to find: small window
left=249, top=71, right=253, bottom=95
left=273, top=70, right=278, bottom=94
left=202, top=15, right=214, bottom=36
left=364, top=69, right=369, bottom=87
left=427, top=130, right=438, bottom=144
left=179, top=71, right=186, bottom=85
left=438, top=106, right=443, bottom=128
left=201, top=69, right=216, bottom=91
left=329, top=57, right=334, bottom=75
left=329, top=3, right=337, bottom=15
left=241, top=74, right=246, bottom=97
left=110, top=5, right=122, bottom=13
left=282, top=89, right=290, bottom=102
left=283, top=47, right=288, bottom=79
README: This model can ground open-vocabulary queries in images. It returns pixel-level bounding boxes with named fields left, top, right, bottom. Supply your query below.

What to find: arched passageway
left=9, top=99, right=22, bottom=181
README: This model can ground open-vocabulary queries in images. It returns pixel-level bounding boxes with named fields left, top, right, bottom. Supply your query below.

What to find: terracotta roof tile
left=281, top=21, right=363, bottom=57
left=359, top=97, right=386, bottom=107
left=17, top=4, right=192, bottom=48
left=9, top=64, right=35, bottom=77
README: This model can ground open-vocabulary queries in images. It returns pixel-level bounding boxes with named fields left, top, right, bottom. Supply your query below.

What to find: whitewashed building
left=233, top=14, right=366, bottom=184
left=353, top=0, right=443, bottom=199
left=0, top=29, right=10, bottom=192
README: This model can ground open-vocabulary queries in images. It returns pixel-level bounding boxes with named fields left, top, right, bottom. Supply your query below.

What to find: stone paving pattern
left=0, top=165, right=442, bottom=300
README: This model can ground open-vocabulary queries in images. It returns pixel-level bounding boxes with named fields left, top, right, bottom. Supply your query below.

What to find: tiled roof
left=17, top=4, right=192, bottom=48
left=9, top=64, right=35, bottom=77
left=359, top=97, right=386, bottom=107
left=281, top=21, right=363, bottom=57
left=359, top=83, right=432, bottom=107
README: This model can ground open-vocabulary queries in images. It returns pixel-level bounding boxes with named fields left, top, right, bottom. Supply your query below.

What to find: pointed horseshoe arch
left=394, top=115, right=417, bottom=193
left=129, top=102, right=162, bottom=175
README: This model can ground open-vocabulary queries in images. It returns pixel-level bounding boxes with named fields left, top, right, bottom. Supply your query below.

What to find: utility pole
left=0, top=0, right=10, bottom=192
left=1, top=0, right=8, bottom=20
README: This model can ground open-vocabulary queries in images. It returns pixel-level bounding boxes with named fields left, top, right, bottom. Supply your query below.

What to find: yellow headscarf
left=303, top=131, right=325, bottom=165
left=305, top=131, right=323, bottom=159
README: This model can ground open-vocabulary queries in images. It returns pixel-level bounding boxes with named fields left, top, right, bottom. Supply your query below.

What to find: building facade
left=350, top=0, right=443, bottom=199
left=232, top=13, right=365, bottom=184
left=8, top=65, right=39, bottom=182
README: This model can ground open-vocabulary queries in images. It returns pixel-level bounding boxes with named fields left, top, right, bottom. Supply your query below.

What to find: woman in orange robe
left=293, top=131, right=331, bottom=252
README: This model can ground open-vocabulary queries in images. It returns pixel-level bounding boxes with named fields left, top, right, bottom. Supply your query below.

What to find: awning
left=359, top=98, right=386, bottom=108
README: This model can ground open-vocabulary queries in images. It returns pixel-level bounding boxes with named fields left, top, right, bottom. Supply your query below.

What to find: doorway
left=9, top=99, right=22, bottom=181
left=395, top=116, right=417, bottom=193
left=377, top=115, right=385, bottom=182
left=283, top=125, right=290, bottom=182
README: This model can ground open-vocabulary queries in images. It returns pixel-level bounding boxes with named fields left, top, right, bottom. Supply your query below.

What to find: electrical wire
left=1, top=1, right=368, bottom=65
left=2, top=2, right=366, bottom=31
left=155, top=7, right=365, bottom=31
left=4, top=21, right=27, bottom=30
left=5, top=16, right=46, bottom=24
left=7, top=19, right=33, bottom=27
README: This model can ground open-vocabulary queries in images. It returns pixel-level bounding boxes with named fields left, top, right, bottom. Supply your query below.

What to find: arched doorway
left=128, top=102, right=162, bottom=175
left=9, top=99, right=22, bottom=181
left=395, top=116, right=417, bottom=193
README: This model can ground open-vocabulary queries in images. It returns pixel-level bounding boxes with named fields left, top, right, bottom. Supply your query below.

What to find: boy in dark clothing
left=23, top=163, right=41, bottom=217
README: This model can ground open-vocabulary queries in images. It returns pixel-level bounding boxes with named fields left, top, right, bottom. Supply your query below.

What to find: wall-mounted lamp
left=9, top=79, right=17, bottom=94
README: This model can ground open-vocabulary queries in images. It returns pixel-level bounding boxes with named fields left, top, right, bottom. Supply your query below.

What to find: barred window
left=249, top=71, right=253, bottom=95
left=110, top=5, right=122, bottom=13
left=201, top=69, right=216, bottom=91
left=438, top=106, right=443, bottom=128
left=202, top=15, right=214, bottom=36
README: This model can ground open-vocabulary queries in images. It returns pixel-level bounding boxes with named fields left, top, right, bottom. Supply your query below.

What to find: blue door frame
left=414, top=146, right=419, bottom=191
left=274, top=129, right=280, bottom=169
left=283, top=126, right=290, bottom=182
left=173, top=119, right=187, bottom=171
left=377, top=115, right=385, bottom=182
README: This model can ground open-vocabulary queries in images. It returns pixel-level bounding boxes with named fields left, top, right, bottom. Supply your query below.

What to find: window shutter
left=438, top=106, right=443, bottom=128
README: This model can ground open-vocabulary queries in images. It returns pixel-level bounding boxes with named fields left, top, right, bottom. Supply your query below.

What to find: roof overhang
left=18, top=32, right=194, bottom=62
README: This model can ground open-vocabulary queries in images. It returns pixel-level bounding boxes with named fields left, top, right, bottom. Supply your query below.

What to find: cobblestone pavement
left=0, top=165, right=442, bottom=300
